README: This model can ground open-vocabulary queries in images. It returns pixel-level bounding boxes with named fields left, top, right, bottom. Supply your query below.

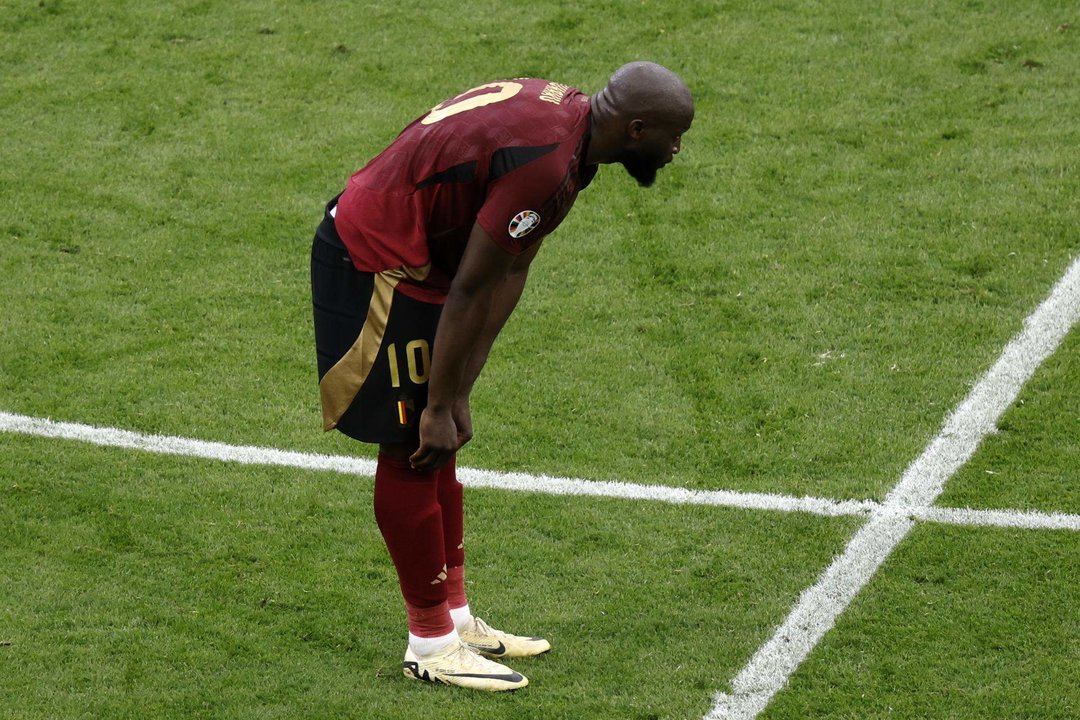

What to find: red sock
left=444, top=566, right=467, bottom=611
left=438, top=455, right=467, bottom=609
left=405, top=600, right=454, bottom=639
left=373, top=452, right=453, bottom=637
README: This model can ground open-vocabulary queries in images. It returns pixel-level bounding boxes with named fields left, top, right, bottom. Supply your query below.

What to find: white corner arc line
left=707, top=255, right=1080, bottom=720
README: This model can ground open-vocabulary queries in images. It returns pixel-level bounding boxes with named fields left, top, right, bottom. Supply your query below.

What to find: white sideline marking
left=0, top=411, right=379, bottom=476
left=5, top=408, right=1080, bottom=534
left=0, top=410, right=874, bottom=518
left=458, top=466, right=879, bottom=517
left=707, top=255, right=1080, bottom=720
left=3, top=411, right=1080, bottom=533
left=917, top=505, right=1080, bottom=531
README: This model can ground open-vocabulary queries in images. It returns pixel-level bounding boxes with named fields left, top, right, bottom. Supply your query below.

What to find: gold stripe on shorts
left=318, top=264, right=430, bottom=431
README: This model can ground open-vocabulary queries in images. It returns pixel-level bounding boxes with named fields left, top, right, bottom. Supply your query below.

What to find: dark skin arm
left=408, top=222, right=539, bottom=471
left=449, top=239, right=540, bottom=451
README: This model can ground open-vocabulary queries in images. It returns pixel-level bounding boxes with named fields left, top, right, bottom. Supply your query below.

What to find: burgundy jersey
left=333, top=78, right=596, bottom=303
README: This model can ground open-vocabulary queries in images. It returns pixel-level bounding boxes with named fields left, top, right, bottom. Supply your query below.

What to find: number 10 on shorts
left=386, top=340, right=431, bottom=387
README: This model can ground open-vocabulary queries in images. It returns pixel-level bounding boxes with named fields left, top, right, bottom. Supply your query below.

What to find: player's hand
left=452, top=396, right=473, bottom=449
left=410, top=407, right=458, bottom=471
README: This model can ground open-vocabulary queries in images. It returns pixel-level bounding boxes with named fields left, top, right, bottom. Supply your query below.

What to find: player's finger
left=409, top=444, right=434, bottom=469
left=410, top=446, right=447, bottom=471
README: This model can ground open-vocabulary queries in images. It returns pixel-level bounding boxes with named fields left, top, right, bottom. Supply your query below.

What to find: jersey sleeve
left=475, top=150, right=566, bottom=254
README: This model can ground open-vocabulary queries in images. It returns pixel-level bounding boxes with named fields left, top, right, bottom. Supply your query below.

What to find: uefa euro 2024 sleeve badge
left=508, top=210, right=540, bottom=239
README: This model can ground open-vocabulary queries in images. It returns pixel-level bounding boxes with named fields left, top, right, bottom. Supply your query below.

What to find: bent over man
left=311, top=61, right=694, bottom=691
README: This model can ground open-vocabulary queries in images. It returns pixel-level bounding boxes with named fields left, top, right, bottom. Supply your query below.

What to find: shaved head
left=601, top=61, right=694, bottom=124
left=588, top=61, right=694, bottom=186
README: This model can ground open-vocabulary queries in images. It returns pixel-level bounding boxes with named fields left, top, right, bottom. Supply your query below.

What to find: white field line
left=0, top=411, right=379, bottom=476
left=707, top=255, right=1080, bottom=720
left=4, top=411, right=1079, bottom=532
left=0, top=410, right=873, bottom=517
left=916, top=505, right=1080, bottom=531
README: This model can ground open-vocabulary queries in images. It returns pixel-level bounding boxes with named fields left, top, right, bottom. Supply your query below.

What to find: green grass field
left=2, top=1, right=1077, bottom=718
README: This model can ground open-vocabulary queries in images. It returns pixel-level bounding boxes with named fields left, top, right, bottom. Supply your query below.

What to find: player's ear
left=626, top=118, right=646, bottom=140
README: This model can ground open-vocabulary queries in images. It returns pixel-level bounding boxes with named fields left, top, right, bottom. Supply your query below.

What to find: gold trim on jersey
left=319, top=264, right=431, bottom=431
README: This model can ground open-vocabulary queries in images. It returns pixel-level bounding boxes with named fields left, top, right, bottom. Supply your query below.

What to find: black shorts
left=311, top=200, right=442, bottom=445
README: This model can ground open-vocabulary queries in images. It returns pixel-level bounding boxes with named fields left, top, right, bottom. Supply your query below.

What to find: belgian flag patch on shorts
left=396, top=398, right=415, bottom=427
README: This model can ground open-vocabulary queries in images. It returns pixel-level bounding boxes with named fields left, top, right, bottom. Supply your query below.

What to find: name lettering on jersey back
left=539, top=82, right=571, bottom=105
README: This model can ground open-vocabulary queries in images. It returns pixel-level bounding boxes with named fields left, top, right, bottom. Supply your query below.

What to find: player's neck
left=585, top=95, right=619, bottom=167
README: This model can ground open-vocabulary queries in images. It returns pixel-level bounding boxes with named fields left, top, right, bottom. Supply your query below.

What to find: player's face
left=621, top=117, right=690, bottom=188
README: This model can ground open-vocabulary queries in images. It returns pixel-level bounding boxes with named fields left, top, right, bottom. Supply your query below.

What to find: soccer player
left=311, top=61, right=693, bottom=691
